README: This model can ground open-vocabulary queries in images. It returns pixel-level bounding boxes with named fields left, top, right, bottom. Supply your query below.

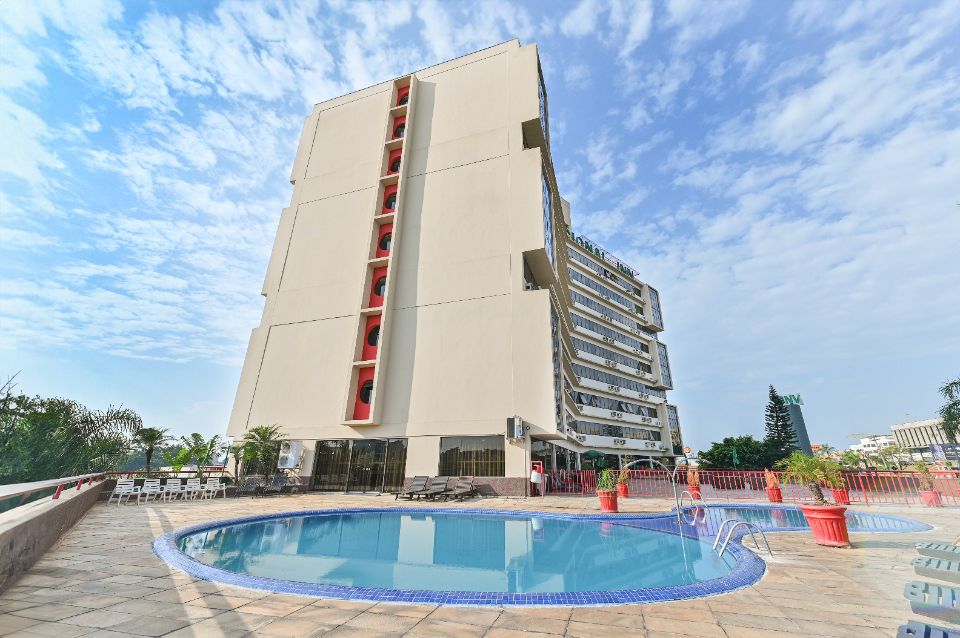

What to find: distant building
left=849, top=434, right=896, bottom=455
left=891, top=419, right=957, bottom=462
left=781, top=393, right=813, bottom=455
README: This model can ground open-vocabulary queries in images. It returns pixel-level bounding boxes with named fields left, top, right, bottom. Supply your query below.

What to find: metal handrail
left=712, top=518, right=740, bottom=550
left=624, top=455, right=690, bottom=525
left=0, top=472, right=105, bottom=506
left=716, top=520, right=773, bottom=557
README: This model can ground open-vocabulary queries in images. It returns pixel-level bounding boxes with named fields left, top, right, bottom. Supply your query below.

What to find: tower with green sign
left=782, top=393, right=813, bottom=454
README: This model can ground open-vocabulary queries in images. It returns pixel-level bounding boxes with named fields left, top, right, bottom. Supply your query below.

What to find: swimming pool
left=153, top=505, right=929, bottom=605
left=154, top=508, right=761, bottom=605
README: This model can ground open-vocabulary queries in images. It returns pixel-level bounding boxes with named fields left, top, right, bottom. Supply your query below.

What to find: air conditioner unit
left=277, top=440, right=302, bottom=469
left=507, top=415, right=525, bottom=439
left=576, top=435, right=587, bottom=443
left=613, top=438, right=626, bottom=446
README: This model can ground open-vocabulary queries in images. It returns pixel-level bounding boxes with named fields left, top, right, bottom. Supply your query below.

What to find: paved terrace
left=1, top=494, right=958, bottom=638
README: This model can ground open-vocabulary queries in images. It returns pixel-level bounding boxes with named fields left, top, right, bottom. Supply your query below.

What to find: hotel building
left=226, top=40, right=682, bottom=495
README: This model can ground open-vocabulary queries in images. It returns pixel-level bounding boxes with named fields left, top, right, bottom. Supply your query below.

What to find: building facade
left=849, top=434, right=896, bottom=455
left=892, top=419, right=949, bottom=450
left=226, top=41, right=681, bottom=495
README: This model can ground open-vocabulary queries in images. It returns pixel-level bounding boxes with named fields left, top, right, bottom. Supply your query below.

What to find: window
left=374, top=277, right=386, bottom=297
left=359, top=380, right=373, bottom=404
left=378, top=232, right=392, bottom=252
left=389, top=157, right=401, bottom=172
left=384, top=193, right=396, bottom=211
left=396, top=86, right=409, bottom=106
left=392, top=116, right=406, bottom=139
left=367, top=325, right=380, bottom=346
left=438, top=436, right=505, bottom=476
left=387, top=149, right=402, bottom=174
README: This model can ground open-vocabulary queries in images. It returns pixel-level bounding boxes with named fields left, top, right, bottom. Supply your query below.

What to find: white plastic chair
left=138, top=479, right=163, bottom=504
left=162, top=478, right=183, bottom=502
left=182, top=478, right=203, bottom=500
left=108, top=479, right=139, bottom=506
left=201, top=478, right=226, bottom=499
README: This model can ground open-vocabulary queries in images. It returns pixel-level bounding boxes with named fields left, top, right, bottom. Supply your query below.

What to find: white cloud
left=560, top=0, right=599, bottom=38
left=734, top=40, right=766, bottom=77
left=663, top=0, right=751, bottom=50
left=563, top=63, right=591, bottom=88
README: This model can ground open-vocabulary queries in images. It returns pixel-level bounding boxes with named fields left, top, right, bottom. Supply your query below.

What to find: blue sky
left=1, top=0, right=958, bottom=451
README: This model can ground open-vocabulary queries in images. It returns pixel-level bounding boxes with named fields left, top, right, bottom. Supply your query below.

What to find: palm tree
left=133, top=427, right=171, bottom=474
left=939, top=377, right=960, bottom=444
left=817, top=444, right=836, bottom=457
left=242, top=425, right=286, bottom=475
left=179, top=433, right=226, bottom=478
left=839, top=450, right=863, bottom=470
left=228, top=442, right=255, bottom=482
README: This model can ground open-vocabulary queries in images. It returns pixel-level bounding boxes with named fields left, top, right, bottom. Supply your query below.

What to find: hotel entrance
left=311, top=438, right=407, bottom=493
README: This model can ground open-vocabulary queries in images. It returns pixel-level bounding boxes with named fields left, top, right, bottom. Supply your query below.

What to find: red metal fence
left=541, top=468, right=960, bottom=506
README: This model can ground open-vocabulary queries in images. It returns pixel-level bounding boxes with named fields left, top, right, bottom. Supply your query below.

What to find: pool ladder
left=713, top=518, right=773, bottom=558
left=679, top=490, right=707, bottom=509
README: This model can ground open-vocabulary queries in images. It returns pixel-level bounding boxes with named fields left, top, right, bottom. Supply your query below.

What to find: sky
left=1, top=0, right=958, bottom=452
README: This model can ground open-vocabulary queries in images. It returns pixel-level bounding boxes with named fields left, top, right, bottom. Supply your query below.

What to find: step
left=904, top=581, right=960, bottom=624
left=898, top=620, right=960, bottom=638
left=919, top=542, right=960, bottom=561
left=913, top=557, right=960, bottom=585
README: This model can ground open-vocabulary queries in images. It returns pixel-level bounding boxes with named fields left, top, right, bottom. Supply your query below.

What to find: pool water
left=684, top=504, right=932, bottom=534
left=176, top=510, right=735, bottom=594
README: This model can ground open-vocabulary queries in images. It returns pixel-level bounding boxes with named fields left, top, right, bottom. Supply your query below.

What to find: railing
left=542, top=468, right=960, bottom=506
left=0, top=472, right=106, bottom=513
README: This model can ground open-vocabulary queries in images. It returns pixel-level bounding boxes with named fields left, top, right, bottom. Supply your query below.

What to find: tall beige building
left=227, top=40, right=682, bottom=495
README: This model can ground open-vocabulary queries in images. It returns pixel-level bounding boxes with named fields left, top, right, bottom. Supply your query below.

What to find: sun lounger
left=108, top=479, right=138, bottom=506
left=237, top=475, right=264, bottom=497
left=201, top=477, right=227, bottom=499
left=441, top=476, right=477, bottom=501
left=394, top=476, right=429, bottom=500
left=182, top=478, right=204, bottom=500
left=162, top=479, right=183, bottom=502
left=418, top=476, right=451, bottom=500
left=138, top=479, right=163, bottom=504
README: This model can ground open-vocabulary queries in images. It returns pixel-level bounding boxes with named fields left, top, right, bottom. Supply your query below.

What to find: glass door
left=346, top=439, right=386, bottom=492
left=312, top=440, right=350, bottom=491
left=382, top=438, right=408, bottom=493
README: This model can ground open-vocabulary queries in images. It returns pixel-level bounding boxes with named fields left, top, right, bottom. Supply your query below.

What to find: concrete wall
left=0, top=481, right=105, bottom=593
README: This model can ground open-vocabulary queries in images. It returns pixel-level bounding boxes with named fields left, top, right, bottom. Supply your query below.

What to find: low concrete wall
left=0, top=481, right=106, bottom=592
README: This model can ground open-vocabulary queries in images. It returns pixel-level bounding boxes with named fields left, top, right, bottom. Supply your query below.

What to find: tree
left=764, top=385, right=798, bottom=463
left=133, top=427, right=171, bottom=474
left=699, top=435, right=769, bottom=469
left=777, top=451, right=843, bottom=506
left=242, top=425, right=286, bottom=475
left=840, top=450, right=864, bottom=470
left=179, top=433, right=226, bottom=478
left=228, top=442, right=256, bottom=482
left=939, top=376, right=960, bottom=444
left=878, top=444, right=906, bottom=470
left=817, top=444, right=836, bottom=457
left=0, top=377, right=142, bottom=483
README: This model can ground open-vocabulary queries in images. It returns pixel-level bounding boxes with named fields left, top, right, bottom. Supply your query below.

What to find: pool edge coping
left=152, top=506, right=765, bottom=607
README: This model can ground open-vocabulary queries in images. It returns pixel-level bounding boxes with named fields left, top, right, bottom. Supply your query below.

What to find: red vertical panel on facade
left=396, top=86, right=409, bottom=106
left=376, top=223, right=393, bottom=258
left=392, top=116, right=406, bottom=139
left=382, top=185, right=398, bottom=214
left=368, top=267, right=387, bottom=308
left=387, top=149, right=402, bottom=175
left=361, top=315, right=381, bottom=361
left=352, top=366, right=375, bottom=421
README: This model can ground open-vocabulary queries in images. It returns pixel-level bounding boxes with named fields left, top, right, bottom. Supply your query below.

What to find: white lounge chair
left=182, top=478, right=204, bottom=500
left=162, top=478, right=183, bottom=502
left=138, top=479, right=163, bottom=504
left=201, top=478, right=226, bottom=499
left=108, top=479, right=139, bottom=506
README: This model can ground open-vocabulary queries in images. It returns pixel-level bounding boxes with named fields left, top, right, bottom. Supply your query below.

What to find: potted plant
left=914, top=460, right=942, bottom=507
left=830, top=472, right=850, bottom=505
left=687, top=469, right=701, bottom=499
left=596, top=469, right=618, bottom=513
left=616, top=468, right=630, bottom=498
left=777, top=452, right=850, bottom=547
left=764, top=468, right=783, bottom=503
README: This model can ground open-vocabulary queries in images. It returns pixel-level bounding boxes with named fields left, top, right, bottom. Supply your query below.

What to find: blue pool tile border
left=151, top=504, right=927, bottom=606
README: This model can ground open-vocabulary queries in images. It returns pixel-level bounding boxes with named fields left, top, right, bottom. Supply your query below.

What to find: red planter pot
left=765, top=486, right=783, bottom=503
left=832, top=488, right=850, bottom=505
left=920, top=490, right=943, bottom=507
left=616, top=483, right=629, bottom=498
left=798, top=504, right=850, bottom=547
left=689, top=486, right=701, bottom=499
left=597, top=490, right=619, bottom=513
